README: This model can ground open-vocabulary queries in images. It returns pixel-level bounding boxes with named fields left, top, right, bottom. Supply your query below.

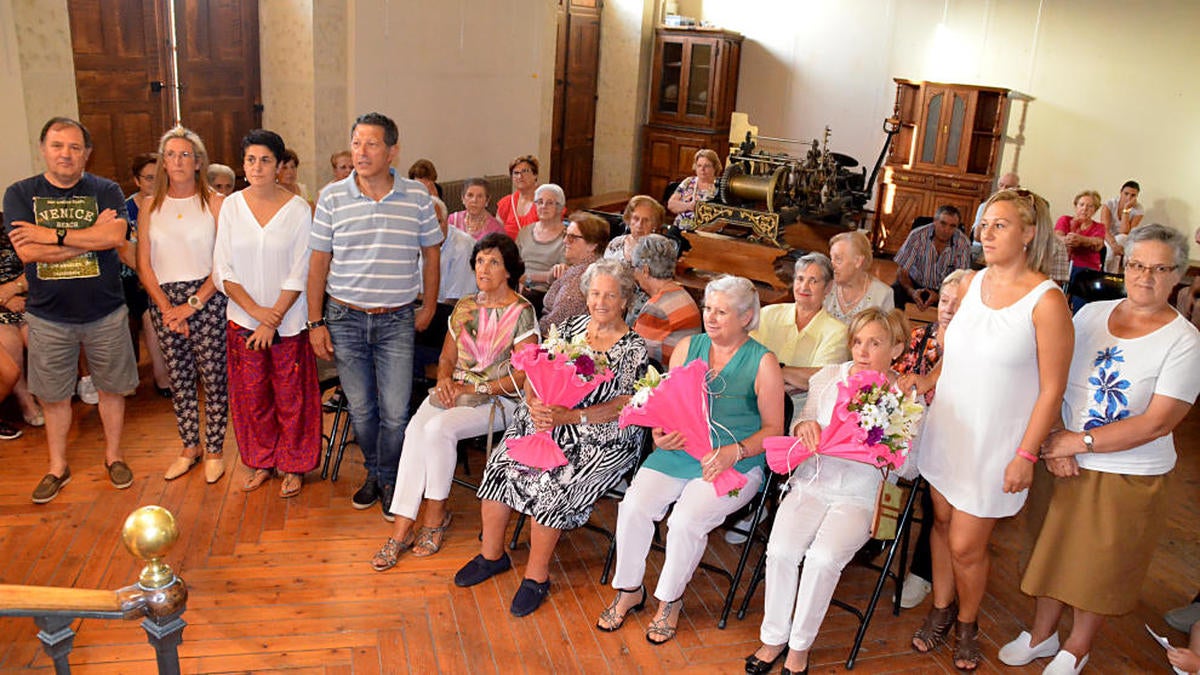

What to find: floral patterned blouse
left=893, top=322, right=943, bottom=404
left=671, top=176, right=716, bottom=230
left=448, top=293, right=539, bottom=386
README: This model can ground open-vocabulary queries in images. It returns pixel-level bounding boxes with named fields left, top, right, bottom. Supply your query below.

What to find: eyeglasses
left=534, top=198, right=559, bottom=207
left=137, top=173, right=156, bottom=182
left=1012, top=188, right=1039, bottom=221
left=163, top=150, right=193, bottom=160
left=511, top=168, right=533, bottom=177
left=563, top=232, right=584, bottom=242
left=1124, top=261, right=1177, bottom=276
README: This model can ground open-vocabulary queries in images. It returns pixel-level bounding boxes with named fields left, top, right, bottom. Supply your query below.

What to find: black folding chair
left=319, top=375, right=355, bottom=481
left=736, top=477, right=925, bottom=669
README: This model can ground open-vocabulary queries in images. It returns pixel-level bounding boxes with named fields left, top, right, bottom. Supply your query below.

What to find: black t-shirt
left=2, top=173, right=127, bottom=323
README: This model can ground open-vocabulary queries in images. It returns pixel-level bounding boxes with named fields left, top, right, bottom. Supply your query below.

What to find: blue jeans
left=325, top=300, right=414, bottom=486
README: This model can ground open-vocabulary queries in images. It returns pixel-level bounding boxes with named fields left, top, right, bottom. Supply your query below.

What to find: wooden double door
left=550, top=0, right=601, bottom=199
left=68, top=0, right=261, bottom=194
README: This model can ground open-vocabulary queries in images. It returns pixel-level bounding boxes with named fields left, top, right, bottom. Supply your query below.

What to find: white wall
left=701, top=0, right=1200, bottom=260
left=348, top=0, right=557, bottom=183
left=0, top=0, right=34, bottom=189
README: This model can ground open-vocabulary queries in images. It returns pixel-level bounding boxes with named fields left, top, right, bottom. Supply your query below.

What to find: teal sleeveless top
left=641, top=333, right=769, bottom=479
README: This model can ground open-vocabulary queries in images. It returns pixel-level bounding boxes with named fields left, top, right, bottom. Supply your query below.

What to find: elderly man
left=3, top=117, right=139, bottom=503
left=306, top=112, right=442, bottom=521
left=892, top=204, right=971, bottom=310
left=972, top=171, right=1020, bottom=233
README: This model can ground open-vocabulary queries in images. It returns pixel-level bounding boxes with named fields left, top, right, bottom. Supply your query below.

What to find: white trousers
left=389, top=395, right=516, bottom=519
left=759, top=487, right=874, bottom=650
left=612, top=466, right=763, bottom=602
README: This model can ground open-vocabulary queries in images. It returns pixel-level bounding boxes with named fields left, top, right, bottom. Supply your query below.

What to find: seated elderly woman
left=630, top=233, right=700, bottom=365
left=599, top=275, right=785, bottom=644
left=539, top=212, right=610, bottom=334
left=998, top=224, right=1199, bottom=675
left=454, top=259, right=648, bottom=617
left=751, top=252, right=849, bottom=412
left=824, top=231, right=895, bottom=323
left=667, top=149, right=720, bottom=230
left=371, top=233, right=537, bottom=571
left=515, top=183, right=566, bottom=312
left=747, top=308, right=911, bottom=675
left=606, top=195, right=666, bottom=264
left=206, top=163, right=236, bottom=196
left=448, top=177, right=505, bottom=241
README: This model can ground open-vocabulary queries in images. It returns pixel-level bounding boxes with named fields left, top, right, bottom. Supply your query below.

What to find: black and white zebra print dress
left=476, top=313, right=648, bottom=530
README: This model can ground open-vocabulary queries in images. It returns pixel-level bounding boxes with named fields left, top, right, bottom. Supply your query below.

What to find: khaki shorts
left=27, top=306, right=139, bottom=402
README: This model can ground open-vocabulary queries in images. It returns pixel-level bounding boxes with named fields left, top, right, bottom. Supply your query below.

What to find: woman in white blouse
left=213, top=129, right=319, bottom=498
left=823, top=231, right=894, bottom=323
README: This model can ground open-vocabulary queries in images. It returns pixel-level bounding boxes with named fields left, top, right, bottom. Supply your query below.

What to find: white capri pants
left=759, top=487, right=874, bottom=651
left=612, top=465, right=763, bottom=602
left=388, top=395, right=517, bottom=520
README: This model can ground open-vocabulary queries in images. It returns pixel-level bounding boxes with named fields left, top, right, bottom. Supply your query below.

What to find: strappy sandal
left=912, top=600, right=957, bottom=653
left=410, top=513, right=453, bottom=558
left=371, top=532, right=415, bottom=572
left=241, top=468, right=272, bottom=492
left=596, top=586, right=647, bottom=632
left=645, top=598, right=683, bottom=645
left=953, top=620, right=981, bottom=671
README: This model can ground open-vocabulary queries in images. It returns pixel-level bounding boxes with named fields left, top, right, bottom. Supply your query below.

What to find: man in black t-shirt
left=3, top=117, right=139, bottom=503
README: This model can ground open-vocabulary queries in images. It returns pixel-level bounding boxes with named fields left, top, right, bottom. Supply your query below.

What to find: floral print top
left=448, top=294, right=539, bottom=385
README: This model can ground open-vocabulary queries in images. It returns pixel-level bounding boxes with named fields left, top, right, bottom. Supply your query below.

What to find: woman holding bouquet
left=600, top=275, right=786, bottom=645
left=910, top=189, right=1074, bottom=671
left=370, top=233, right=537, bottom=570
left=454, top=259, right=648, bottom=618
left=746, top=307, right=911, bottom=675
left=998, top=224, right=1199, bottom=674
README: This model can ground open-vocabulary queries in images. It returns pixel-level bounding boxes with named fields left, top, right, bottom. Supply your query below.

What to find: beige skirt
left=1020, top=467, right=1170, bottom=616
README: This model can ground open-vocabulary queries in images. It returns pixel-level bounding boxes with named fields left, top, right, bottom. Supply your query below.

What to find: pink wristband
left=1015, top=447, right=1038, bottom=463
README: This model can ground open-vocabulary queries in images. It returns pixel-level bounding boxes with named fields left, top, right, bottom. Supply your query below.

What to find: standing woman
left=910, top=189, right=1073, bottom=671
left=137, top=126, right=229, bottom=483
left=497, top=155, right=541, bottom=240
left=213, top=129, right=321, bottom=497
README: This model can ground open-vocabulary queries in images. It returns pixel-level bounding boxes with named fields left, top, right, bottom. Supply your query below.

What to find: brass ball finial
left=121, top=505, right=180, bottom=590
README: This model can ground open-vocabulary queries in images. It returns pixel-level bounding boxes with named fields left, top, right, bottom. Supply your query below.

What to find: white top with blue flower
left=1066, top=300, right=1200, bottom=475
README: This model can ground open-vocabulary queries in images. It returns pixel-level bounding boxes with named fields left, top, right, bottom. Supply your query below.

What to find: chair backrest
left=1067, top=268, right=1126, bottom=302
left=661, top=180, right=682, bottom=206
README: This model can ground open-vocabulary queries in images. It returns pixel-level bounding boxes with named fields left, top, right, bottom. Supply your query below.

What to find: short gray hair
left=704, top=275, right=761, bottom=331
left=1126, top=223, right=1189, bottom=270
left=534, top=183, right=565, bottom=206
left=580, top=258, right=637, bottom=306
left=207, top=163, right=235, bottom=182
left=793, top=252, right=834, bottom=284
left=631, top=234, right=679, bottom=279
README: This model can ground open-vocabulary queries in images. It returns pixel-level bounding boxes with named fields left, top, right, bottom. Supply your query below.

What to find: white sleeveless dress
left=916, top=269, right=1059, bottom=518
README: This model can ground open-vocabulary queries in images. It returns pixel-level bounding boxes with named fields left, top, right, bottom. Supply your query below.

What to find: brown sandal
left=241, top=468, right=272, bottom=492
left=371, top=532, right=415, bottom=571
left=912, top=600, right=957, bottom=653
left=410, top=513, right=453, bottom=558
left=953, top=620, right=981, bottom=671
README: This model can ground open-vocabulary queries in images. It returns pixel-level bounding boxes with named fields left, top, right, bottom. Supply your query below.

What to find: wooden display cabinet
left=874, top=79, right=1015, bottom=253
left=640, top=27, right=742, bottom=197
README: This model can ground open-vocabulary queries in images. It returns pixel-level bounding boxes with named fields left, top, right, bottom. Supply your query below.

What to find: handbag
left=870, top=479, right=904, bottom=540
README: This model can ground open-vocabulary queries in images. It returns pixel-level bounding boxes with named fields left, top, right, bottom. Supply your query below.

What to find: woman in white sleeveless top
left=136, top=126, right=229, bottom=484
left=904, top=189, right=1073, bottom=671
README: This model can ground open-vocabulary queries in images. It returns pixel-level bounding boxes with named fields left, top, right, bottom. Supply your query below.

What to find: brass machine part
left=721, top=164, right=791, bottom=213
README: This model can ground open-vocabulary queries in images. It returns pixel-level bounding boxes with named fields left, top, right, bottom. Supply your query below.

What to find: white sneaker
left=724, top=514, right=755, bottom=545
left=1042, top=650, right=1088, bottom=675
left=999, top=630, right=1060, bottom=666
left=1165, top=601, right=1200, bottom=633
left=900, top=573, right=932, bottom=609
left=77, top=376, right=99, bottom=405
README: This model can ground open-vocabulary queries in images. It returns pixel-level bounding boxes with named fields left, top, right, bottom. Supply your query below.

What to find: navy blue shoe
left=510, top=578, right=551, bottom=617
left=453, top=553, right=512, bottom=587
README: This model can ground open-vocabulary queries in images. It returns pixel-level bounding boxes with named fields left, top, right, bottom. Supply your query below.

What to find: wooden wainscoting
left=0, top=364, right=1195, bottom=673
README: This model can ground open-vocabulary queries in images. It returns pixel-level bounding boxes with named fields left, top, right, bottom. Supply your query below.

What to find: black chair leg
left=330, top=412, right=353, bottom=482
left=509, top=513, right=528, bottom=550
left=599, top=537, right=617, bottom=585
left=737, top=545, right=769, bottom=620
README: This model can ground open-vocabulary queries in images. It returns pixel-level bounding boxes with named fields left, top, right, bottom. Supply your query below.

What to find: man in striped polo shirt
left=306, top=112, right=442, bottom=520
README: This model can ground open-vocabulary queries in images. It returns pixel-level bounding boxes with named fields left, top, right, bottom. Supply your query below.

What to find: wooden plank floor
left=0, top=365, right=1196, bottom=674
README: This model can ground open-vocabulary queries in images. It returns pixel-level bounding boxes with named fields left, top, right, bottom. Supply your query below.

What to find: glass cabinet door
left=920, top=91, right=943, bottom=164
left=944, top=92, right=968, bottom=166
left=658, top=41, right=684, bottom=116
left=686, top=42, right=713, bottom=118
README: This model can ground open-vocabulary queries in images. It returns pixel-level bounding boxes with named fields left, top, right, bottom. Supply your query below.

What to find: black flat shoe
left=453, top=553, right=512, bottom=587
left=745, top=646, right=787, bottom=674
left=781, top=667, right=808, bottom=675
left=510, top=578, right=550, bottom=617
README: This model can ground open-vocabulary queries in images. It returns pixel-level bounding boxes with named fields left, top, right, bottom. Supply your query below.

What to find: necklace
left=836, top=276, right=868, bottom=313
left=464, top=211, right=487, bottom=234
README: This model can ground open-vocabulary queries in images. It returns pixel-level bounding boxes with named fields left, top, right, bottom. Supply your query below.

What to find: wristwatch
left=187, top=294, right=203, bottom=310
left=474, top=382, right=489, bottom=396
left=305, top=318, right=326, bottom=330
left=579, top=410, right=589, bottom=425
left=1082, top=432, right=1095, bottom=453
left=56, top=227, right=67, bottom=246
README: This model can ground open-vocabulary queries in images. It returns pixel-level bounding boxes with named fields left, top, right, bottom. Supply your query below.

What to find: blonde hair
left=1073, top=190, right=1101, bottom=208
left=694, top=149, right=722, bottom=174
left=846, top=307, right=909, bottom=355
left=149, top=126, right=213, bottom=214
left=982, top=189, right=1056, bottom=276
left=940, top=268, right=969, bottom=293
left=829, top=230, right=874, bottom=270
left=623, top=195, right=666, bottom=230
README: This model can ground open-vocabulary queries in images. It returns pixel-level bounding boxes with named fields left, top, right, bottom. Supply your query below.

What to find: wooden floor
left=0, top=365, right=1196, bottom=674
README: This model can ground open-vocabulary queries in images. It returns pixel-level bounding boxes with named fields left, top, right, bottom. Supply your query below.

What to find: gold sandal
left=597, top=586, right=646, bottom=632
left=410, top=513, right=453, bottom=558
